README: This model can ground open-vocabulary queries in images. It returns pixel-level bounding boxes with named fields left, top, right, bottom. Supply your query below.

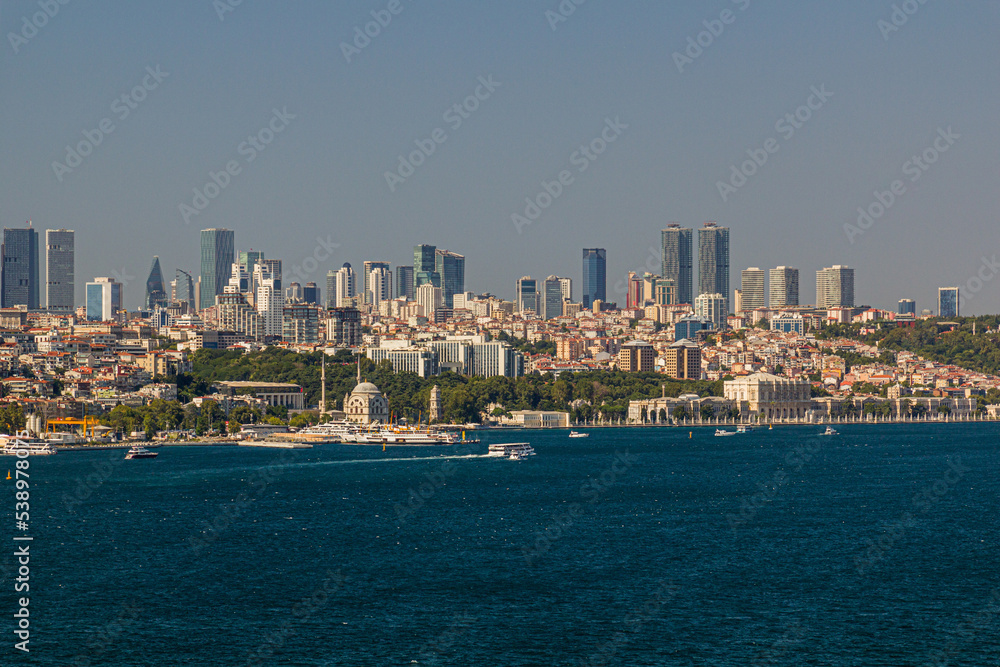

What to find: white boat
left=820, top=426, right=839, bottom=436
left=568, top=431, right=589, bottom=438
left=736, top=425, right=753, bottom=433
left=508, top=451, right=525, bottom=461
left=124, top=445, right=158, bottom=459
left=488, top=442, right=535, bottom=458
left=714, top=429, right=737, bottom=437
left=0, top=434, right=56, bottom=455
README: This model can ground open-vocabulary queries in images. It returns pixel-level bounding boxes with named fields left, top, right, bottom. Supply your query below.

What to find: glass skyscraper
left=938, top=288, right=959, bottom=318
left=86, top=277, right=122, bottom=321
left=2, top=226, right=40, bottom=309
left=396, top=265, right=414, bottom=300
left=145, top=256, right=167, bottom=309
left=435, top=250, right=465, bottom=308
left=661, top=224, right=693, bottom=305
left=45, top=228, right=74, bottom=311
left=174, top=269, right=194, bottom=306
left=582, top=248, right=606, bottom=308
left=413, top=244, right=439, bottom=289
left=200, top=228, right=235, bottom=310
left=698, top=222, right=729, bottom=313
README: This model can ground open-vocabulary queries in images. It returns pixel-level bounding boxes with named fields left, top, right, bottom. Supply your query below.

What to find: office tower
left=86, top=277, right=123, bottom=321
left=238, top=250, right=264, bottom=273
left=516, top=276, right=539, bottom=314
left=816, top=266, right=855, bottom=308
left=695, top=293, right=727, bottom=330
left=44, top=229, right=74, bottom=312
left=261, top=259, right=281, bottom=290
left=414, top=244, right=440, bottom=288
left=326, top=271, right=337, bottom=308
left=435, top=249, right=465, bottom=308
left=416, top=283, right=442, bottom=317
left=200, top=228, right=235, bottom=310
left=145, top=256, right=168, bottom=309
left=663, top=339, right=701, bottom=380
left=582, top=248, right=606, bottom=308
left=898, top=299, right=916, bottom=316
left=661, top=224, right=693, bottom=305
left=938, top=288, right=959, bottom=318
left=396, top=265, right=414, bottom=300
left=333, top=263, right=355, bottom=307
left=769, top=266, right=799, bottom=308
left=286, top=282, right=303, bottom=302
left=174, top=269, right=194, bottom=306
left=653, top=278, right=676, bottom=305
left=542, top=276, right=565, bottom=320
left=558, top=277, right=572, bottom=302
left=2, top=225, right=40, bottom=309
left=362, top=261, right=391, bottom=301
left=617, top=341, right=655, bottom=372
left=698, top=222, right=729, bottom=313
left=740, top=268, right=765, bottom=312
left=253, top=263, right=283, bottom=337
left=368, top=266, right=392, bottom=308
left=303, top=282, right=319, bottom=305
left=626, top=272, right=643, bottom=308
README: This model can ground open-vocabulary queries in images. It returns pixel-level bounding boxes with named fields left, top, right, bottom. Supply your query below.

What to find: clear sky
left=2, top=0, right=999, bottom=313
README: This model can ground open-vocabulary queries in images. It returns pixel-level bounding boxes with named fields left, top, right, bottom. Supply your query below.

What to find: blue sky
left=2, top=0, right=999, bottom=313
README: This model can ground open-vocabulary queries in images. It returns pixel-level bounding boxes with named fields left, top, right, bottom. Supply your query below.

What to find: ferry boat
left=568, top=431, right=589, bottom=438
left=714, top=429, right=737, bottom=437
left=124, top=445, right=158, bottom=459
left=736, top=425, right=754, bottom=433
left=487, top=442, right=535, bottom=458
left=0, top=434, right=56, bottom=456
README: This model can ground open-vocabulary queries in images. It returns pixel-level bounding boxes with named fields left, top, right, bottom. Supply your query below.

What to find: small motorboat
left=125, top=445, right=158, bottom=459
left=508, top=451, right=525, bottom=461
left=820, top=426, right=839, bottom=436
left=568, top=431, right=589, bottom=438
left=715, top=429, right=737, bottom=437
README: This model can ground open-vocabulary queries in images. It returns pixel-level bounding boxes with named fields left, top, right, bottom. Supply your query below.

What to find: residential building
left=695, top=292, right=727, bottom=330
left=45, top=229, right=74, bottom=312
left=617, top=340, right=655, bottom=372
left=332, top=263, right=356, bottom=307
left=327, top=307, right=361, bottom=346
left=253, top=263, right=283, bottom=337
left=200, top=228, right=235, bottom=310
left=769, top=266, right=799, bottom=308
left=416, top=283, right=443, bottom=318
left=816, top=265, right=855, bottom=308
left=367, top=265, right=392, bottom=308
left=698, top=222, right=729, bottom=313
left=582, top=248, right=607, bottom=308
left=662, top=339, right=701, bottom=380
left=740, top=268, right=765, bottom=311
left=661, top=224, right=693, bottom=305
left=282, top=303, right=321, bottom=344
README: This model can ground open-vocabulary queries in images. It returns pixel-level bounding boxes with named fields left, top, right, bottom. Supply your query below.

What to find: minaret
left=320, top=351, right=326, bottom=414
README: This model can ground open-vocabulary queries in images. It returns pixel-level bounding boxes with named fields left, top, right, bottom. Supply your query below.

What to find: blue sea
left=5, top=423, right=1000, bottom=665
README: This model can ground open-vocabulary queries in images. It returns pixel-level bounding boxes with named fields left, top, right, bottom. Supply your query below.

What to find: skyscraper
left=253, top=263, right=283, bottom=337
left=368, top=266, right=392, bottom=307
left=303, top=282, right=320, bottom=305
left=200, top=228, right=235, bottom=310
left=816, top=266, right=855, bottom=308
left=558, top=277, right=572, bottom=302
left=86, top=277, right=122, bottom=321
left=938, top=288, right=959, bottom=318
left=542, top=276, right=565, bottom=320
left=769, top=266, right=799, bottom=308
left=516, top=276, right=539, bottom=314
left=1, top=225, right=40, bottom=309
left=413, top=244, right=439, bottom=288
left=740, top=268, right=765, bottom=312
left=45, top=228, right=74, bottom=312
left=362, top=261, right=391, bottom=301
left=174, top=269, right=194, bottom=306
left=661, top=224, right=693, bottom=305
left=898, top=298, right=916, bottom=316
left=695, top=292, right=727, bottom=330
left=435, top=249, right=465, bottom=308
left=582, top=248, right=606, bottom=308
left=333, top=263, right=355, bottom=307
left=238, top=250, right=264, bottom=274
left=145, top=256, right=167, bottom=309
left=396, top=265, right=414, bottom=300
left=698, top=222, right=729, bottom=313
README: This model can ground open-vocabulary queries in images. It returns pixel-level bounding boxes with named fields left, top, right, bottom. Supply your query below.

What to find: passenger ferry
left=487, top=442, right=535, bottom=458
left=0, top=433, right=57, bottom=455
left=124, top=445, right=158, bottom=459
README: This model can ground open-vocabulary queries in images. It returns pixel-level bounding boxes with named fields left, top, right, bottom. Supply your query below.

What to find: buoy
left=689, top=431, right=692, bottom=438
left=5, top=471, right=10, bottom=480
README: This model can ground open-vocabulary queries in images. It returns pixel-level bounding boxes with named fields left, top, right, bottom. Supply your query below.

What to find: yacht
left=568, top=431, right=589, bottom=438
left=487, top=442, right=535, bottom=458
left=125, top=445, right=158, bottom=459
left=820, top=426, right=839, bottom=436
left=0, top=434, right=56, bottom=456
left=736, top=425, right=753, bottom=434
left=714, top=429, right=737, bottom=437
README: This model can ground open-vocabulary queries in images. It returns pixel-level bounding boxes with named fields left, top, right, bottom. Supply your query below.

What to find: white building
left=723, top=373, right=812, bottom=420
left=695, top=292, right=727, bottom=330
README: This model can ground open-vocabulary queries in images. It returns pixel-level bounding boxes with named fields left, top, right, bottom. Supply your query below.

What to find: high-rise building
left=86, top=277, right=123, bottom=321
left=261, top=259, right=281, bottom=290
left=396, top=265, right=414, bottom=300
left=558, top=277, right=572, bottom=302
left=733, top=289, right=742, bottom=314
left=938, top=288, right=959, bottom=318
left=626, top=272, right=643, bottom=309
left=542, top=276, right=565, bottom=320
left=2, top=225, right=40, bottom=309
left=332, top=263, right=356, bottom=307
left=416, top=283, right=442, bottom=317
left=368, top=266, right=392, bottom=308
left=740, top=268, right=765, bottom=312
left=327, top=307, right=361, bottom=346
left=44, top=229, right=74, bottom=312
left=662, top=339, right=701, bottom=380
left=362, top=261, right=391, bottom=301
left=661, top=224, right=693, bottom=305
left=617, top=341, right=655, bottom=372
left=435, top=249, right=465, bottom=308
left=582, top=248, right=606, bottom=308
left=303, top=282, right=320, bottom=305
left=414, top=244, right=440, bottom=289
left=516, top=276, right=539, bottom=315
left=898, top=298, right=916, bottom=316
left=174, top=269, right=194, bottom=306
left=769, top=266, right=799, bottom=308
left=200, top=228, right=235, bottom=310
left=698, top=222, right=729, bottom=313
left=695, top=292, right=727, bottom=330
left=653, top=278, right=676, bottom=305
left=253, top=263, right=283, bottom=337
left=145, top=256, right=168, bottom=309
left=816, top=266, right=855, bottom=308
left=286, top=282, right=303, bottom=302
left=238, top=250, right=264, bottom=274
